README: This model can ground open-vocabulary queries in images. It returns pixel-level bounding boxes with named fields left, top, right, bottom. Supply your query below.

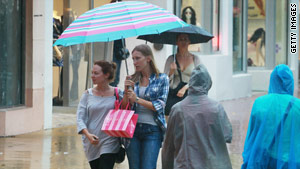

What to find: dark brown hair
left=131, top=44, right=160, bottom=82
left=94, top=60, right=117, bottom=82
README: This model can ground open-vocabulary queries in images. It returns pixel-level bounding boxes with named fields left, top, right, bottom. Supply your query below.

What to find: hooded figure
left=242, top=64, right=300, bottom=169
left=162, top=64, right=233, bottom=169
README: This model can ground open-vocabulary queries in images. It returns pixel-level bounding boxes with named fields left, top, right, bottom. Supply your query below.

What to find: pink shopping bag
left=101, top=88, right=138, bottom=138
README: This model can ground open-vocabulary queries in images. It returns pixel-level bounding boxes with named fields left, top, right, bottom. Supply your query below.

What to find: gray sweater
left=76, top=88, right=120, bottom=162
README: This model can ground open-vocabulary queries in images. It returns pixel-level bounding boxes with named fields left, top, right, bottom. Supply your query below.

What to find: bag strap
left=175, top=58, right=183, bottom=82
left=114, top=88, right=121, bottom=109
left=114, top=87, right=130, bottom=110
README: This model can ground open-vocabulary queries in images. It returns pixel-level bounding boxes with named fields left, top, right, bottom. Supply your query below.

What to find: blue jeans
left=126, top=123, right=162, bottom=169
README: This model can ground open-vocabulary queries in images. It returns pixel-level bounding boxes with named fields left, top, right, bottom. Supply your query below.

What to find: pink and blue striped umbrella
left=54, top=1, right=188, bottom=46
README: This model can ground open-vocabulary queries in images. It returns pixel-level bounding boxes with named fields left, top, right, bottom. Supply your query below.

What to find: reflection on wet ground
left=0, top=126, right=89, bottom=169
left=1, top=89, right=298, bottom=169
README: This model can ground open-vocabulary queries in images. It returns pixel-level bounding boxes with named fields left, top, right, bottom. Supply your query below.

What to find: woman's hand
left=81, top=129, right=99, bottom=145
left=126, top=89, right=137, bottom=104
left=177, top=85, right=188, bottom=97
left=124, top=76, right=135, bottom=92
left=87, top=133, right=99, bottom=145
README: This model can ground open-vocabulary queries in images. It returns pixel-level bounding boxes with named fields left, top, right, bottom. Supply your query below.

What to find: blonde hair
left=131, top=44, right=160, bottom=82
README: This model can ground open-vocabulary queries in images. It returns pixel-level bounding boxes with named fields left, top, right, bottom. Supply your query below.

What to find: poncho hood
left=268, top=64, right=294, bottom=95
left=188, top=64, right=212, bottom=95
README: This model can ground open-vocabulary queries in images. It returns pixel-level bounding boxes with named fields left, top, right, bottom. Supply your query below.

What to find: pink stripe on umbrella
left=85, top=2, right=145, bottom=15
left=66, top=13, right=167, bottom=31
left=60, top=17, right=180, bottom=39
left=79, top=4, right=153, bottom=19
left=71, top=10, right=161, bottom=27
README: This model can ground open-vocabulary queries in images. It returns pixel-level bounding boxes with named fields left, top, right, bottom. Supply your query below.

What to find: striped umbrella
left=54, top=1, right=188, bottom=46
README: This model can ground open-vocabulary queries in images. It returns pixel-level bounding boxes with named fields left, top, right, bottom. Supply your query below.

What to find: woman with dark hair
left=77, top=60, right=122, bottom=169
left=164, top=34, right=201, bottom=121
left=122, top=44, right=169, bottom=169
left=248, top=28, right=265, bottom=66
left=181, top=6, right=197, bottom=25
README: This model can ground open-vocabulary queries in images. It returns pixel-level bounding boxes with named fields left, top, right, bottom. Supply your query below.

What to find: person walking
left=76, top=60, right=121, bottom=169
left=241, top=64, right=300, bottom=169
left=123, top=44, right=169, bottom=169
left=162, top=64, right=233, bottom=169
left=164, top=33, right=201, bottom=121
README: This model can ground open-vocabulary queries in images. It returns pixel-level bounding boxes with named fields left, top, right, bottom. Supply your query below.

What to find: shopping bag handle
left=114, top=88, right=131, bottom=110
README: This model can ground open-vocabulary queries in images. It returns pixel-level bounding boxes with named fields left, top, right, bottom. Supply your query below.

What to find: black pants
left=89, top=153, right=117, bottom=169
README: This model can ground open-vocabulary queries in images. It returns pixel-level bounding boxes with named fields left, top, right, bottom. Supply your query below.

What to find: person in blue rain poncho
left=241, top=64, right=300, bottom=169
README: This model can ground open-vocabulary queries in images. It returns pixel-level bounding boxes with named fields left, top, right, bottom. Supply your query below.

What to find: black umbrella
left=137, top=24, right=214, bottom=45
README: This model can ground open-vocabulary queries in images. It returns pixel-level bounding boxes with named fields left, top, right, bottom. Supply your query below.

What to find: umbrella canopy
left=54, top=1, right=188, bottom=46
left=137, top=24, right=214, bottom=45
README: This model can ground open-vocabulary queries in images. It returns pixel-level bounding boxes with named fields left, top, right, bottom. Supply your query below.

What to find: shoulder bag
left=165, top=59, right=188, bottom=116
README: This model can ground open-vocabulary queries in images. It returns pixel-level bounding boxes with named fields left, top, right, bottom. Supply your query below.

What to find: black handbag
left=165, top=59, right=188, bottom=116
left=115, top=146, right=126, bottom=163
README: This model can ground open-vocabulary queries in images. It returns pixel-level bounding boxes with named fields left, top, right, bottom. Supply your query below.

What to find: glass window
left=53, top=0, right=90, bottom=106
left=212, top=0, right=220, bottom=51
left=233, top=0, right=244, bottom=72
left=179, top=0, right=220, bottom=53
left=0, top=0, right=25, bottom=108
left=247, top=0, right=266, bottom=67
left=275, top=0, right=288, bottom=65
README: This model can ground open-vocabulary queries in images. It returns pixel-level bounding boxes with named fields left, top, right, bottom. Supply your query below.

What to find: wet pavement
left=0, top=89, right=298, bottom=169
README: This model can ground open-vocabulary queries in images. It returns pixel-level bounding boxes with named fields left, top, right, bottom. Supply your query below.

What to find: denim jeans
left=126, top=123, right=162, bottom=169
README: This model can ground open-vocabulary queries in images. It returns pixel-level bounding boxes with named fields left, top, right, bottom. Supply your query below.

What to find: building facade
left=0, top=0, right=298, bottom=136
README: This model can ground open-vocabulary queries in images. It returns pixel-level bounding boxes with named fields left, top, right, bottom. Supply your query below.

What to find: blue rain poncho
left=241, top=64, right=300, bottom=169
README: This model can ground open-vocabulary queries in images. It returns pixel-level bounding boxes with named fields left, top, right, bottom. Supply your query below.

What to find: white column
left=33, top=0, right=53, bottom=129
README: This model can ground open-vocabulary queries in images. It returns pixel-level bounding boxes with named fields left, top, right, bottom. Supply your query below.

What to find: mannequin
left=181, top=6, right=201, bottom=52
left=65, top=9, right=83, bottom=101
left=181, top=6, right=200, bottom=26
left=248, top=28, right=265, bottom=66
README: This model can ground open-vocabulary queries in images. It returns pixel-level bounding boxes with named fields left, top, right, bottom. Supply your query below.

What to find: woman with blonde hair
left=123, top=44, right=169, bottom=169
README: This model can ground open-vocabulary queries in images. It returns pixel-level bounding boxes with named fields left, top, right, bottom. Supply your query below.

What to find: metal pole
left=122, top=38, right=129, bottom=75
left=88, top=0, right=94, bottom=88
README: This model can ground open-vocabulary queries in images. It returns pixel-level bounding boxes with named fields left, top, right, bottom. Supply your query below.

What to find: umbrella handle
left=125, top=59, right=129, bottom=75
left=121, top=37, right=130, bottom=75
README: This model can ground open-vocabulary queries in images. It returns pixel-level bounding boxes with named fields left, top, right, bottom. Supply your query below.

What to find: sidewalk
left=0, top=87, right=298, bottom=169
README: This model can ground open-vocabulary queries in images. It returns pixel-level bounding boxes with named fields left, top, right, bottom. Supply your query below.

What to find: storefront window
left=275, top=0, right=288, bottom=65
left=247, top=0, right=266, bottom=67
left=233, top=0, right=244, bottom=72
left=53, top=0, right=113, bottom=106
left=53, top=0, right=90, bottom=106
left=179, top=0, right=220, bottom=53
left=0, top=0, right=25, bottom=108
